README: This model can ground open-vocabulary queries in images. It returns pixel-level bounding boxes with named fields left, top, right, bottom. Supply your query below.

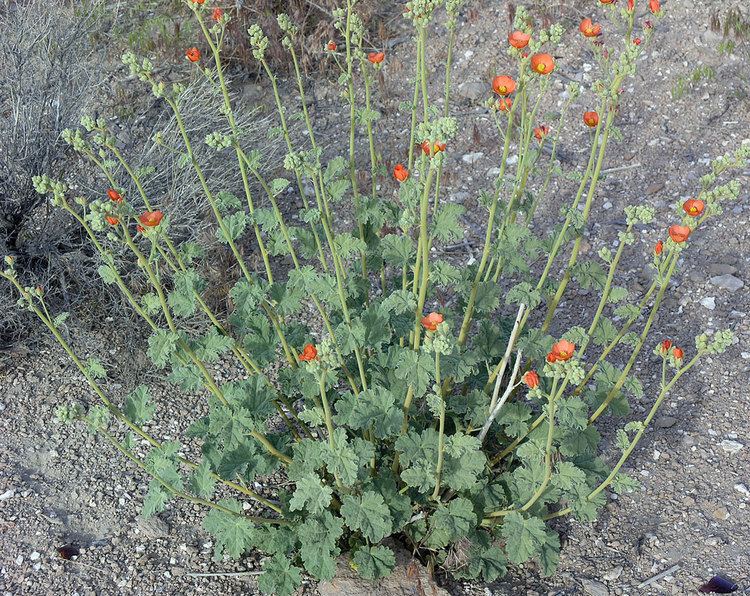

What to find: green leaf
left=380, top=234, right=414, bottom=267
left=142, top=480, right=170, bottom=518
left=194, top=329, right=233, bottom=363
left=501, top=511, right=548, bottom=565
left=551, top=462, right=587, bottom=491
left=592, top=317, right=618, bottom=347
left=86, top=357, right=106, bottom=379
left=124, top=385, right=156, bottom=424
left=298, top=511, right=344, bottom=580
left=97, top=264, right=118, bottom=285
left=189, top=460, right=216, bottom=499
left=340, top=491, right=393, bottom=543
left=147, top=330, right=179, bottom=368
left=322, top=428, right=360, bottom=487
left=345, top=386, right=403, bottom=439
left=290, top=474, right=333, bottom=515
left=217, top=211, right=248, bottom=243
left=352, top=545, right=396, bottom=580
left=505, top=281, right=542, bottom=309
left=203, top=499, right=256, bottom=560
left=432, top=203, right=465, bottom=243
left=555, top=396, right=588, bottom=430
left=496, top=402, right=532, bottom=437
left=559, top=425, right=600, bottom=457
left=426, top=497, right=477, bottom=549
left=258, top=553, right=303, bottom=596
left=394, top=348, right=433, bottom=398
left=538, top=531, right=560, bottom=577
left=474, top=281, right=501, bottom=313
left=611, top=472, right=641, bottom=494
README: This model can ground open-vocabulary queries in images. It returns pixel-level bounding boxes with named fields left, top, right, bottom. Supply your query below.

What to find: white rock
left=462, top=152, right=484, bottom=165
left=0, top=489, right=15, bottom=501
left=721, top=439, right=744, bottom=454
left=29, top=552, right=40, bottom=561
left=734, top=483, right=750, bottom=497
left=700, top=296, right=716, bottom=310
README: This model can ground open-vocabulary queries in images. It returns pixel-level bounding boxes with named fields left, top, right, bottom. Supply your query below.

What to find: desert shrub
left=5, top=0, right=748, bottom=591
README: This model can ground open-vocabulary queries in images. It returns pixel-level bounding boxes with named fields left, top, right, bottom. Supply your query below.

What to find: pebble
left=457, top=81, right=485, bottom=101
left=581, top=578, right=610, bottom=596
left=0, top=489, right=15, bottom=501
left=655, top=416, right=678, bottom=429
left=604, top=566, right=623, bottom=581
left=709, top=274, right=744, bottom=292
left=720, top=440, right=744, bottom=454
left=734, top=483, right=750, bottom=497
left=700, top=296, right=716, bottom=310
left=713, top=507, right=730, bottom=520
left=462, top=152, right=484, bottom=164
left=29, top=551, right=40, bottom=561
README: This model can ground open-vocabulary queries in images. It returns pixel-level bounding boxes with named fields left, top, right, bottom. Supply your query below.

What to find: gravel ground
left=2, top=0, right=750, bottom=595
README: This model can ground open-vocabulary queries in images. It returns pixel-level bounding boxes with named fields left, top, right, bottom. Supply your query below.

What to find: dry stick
left=637, top=564, right=681, bottom=589
left=478, top=350, right=523, bottom=444
left=488, top=303, right=526, bottom=413
left=185, top=571, right=264, bottom=578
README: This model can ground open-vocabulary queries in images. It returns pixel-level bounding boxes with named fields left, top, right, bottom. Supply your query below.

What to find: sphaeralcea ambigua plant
left=4, top=0, right=748, bottom=591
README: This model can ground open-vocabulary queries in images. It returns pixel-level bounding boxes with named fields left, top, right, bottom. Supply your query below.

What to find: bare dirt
left=2, top=1, right=750, bottom=595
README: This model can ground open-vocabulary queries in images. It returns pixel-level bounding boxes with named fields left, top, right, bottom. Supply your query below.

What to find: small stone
left=462, top=152, right=484, bottom=164
left=708, top=264, right=737, bottom=276
left=709, top=274, right=744, bottom=292
left=720, top=439, right=744, bottom=454
left=0, top=489, right=15, bottom=501
left=713, top=507, right=730, bottom=520
left=581, top=578, right=610, bottom=596
left=457, top=81, right=485, bottom=102
left=604, top=566, right=623, bottom=581
left=741, top=352, right=750, bottom=360
left=655, top=416, right=678, bottom=429
left=15, top=555, right=23, bottom=566
left=603, top=201, right=613, bottom=210
left=700, top=296, right=716, bottom=310
left=734, top=483, right=750, bottom=497
left=29, top=551, right=40, bottom=561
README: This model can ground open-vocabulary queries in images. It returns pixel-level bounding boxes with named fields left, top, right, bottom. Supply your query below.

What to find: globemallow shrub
left=4, top=0, right=747, bottom=592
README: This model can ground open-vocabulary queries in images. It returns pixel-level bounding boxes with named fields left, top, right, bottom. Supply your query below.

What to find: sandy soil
left=2, top=0, right=750, bottom=594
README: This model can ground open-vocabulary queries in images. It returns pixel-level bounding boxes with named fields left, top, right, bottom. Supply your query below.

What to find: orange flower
left=579, top=18, right=602, bottom=38
left=522, top=370, right=540, bottom=389
left=599, top=0, right=616, bottom=3
left=627, top=0, right=635, bottom=11
left=299, top=343, right=318, bottom=362
left=191, top=0, right=205, bottom=3
left=492, top=75, right=516, bottom=96
left=534, top=124, right=550, bottom=141
left=393, top=164, right=409, bottom=182
left=654, top=239, right=663, bottom=256
left=421, top=140, right=446, bottom=156
left=583, top=111, right=599, bottom=128
left=649, top=0, right=661, bottom=14
left=186, top=47, right=201, bottom=62
left=547, top=339, right=575, bottom=363
left=633, top=37, right=642, bottom=46
left=327, top=40, right=337, bottom=52
left=672, top=347, right=684, bottom=361
left=420, top=312, right=444, bottom=332
left=660, top=339, right=672, bottom=354
left=497, top=97, right=513, bottom=112
left=682, top=199, right=705, bottom=217
left=668, top=224, right=690, bottom=243
left=105, top=216, right=120, bottom=226
left=368, top=52, right=385, bottom=64
left=138, top=210, right=164, bottom=228
left=212, top=7, right=224, bottom=21
left=508, top=30, right=531, bottom=49
left=107, top=188, right=123, bottom=203
left=530, top=53, right=555, bottom=75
